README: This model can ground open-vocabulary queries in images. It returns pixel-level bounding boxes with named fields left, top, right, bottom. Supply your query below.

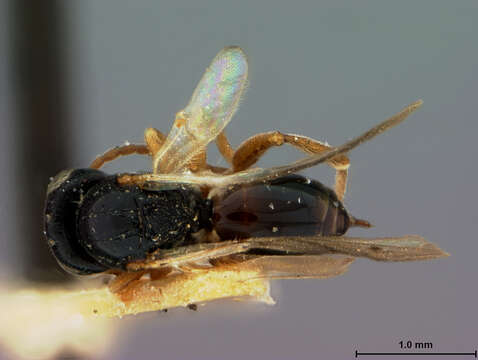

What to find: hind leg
left=218, top=131, right=350, bottom=201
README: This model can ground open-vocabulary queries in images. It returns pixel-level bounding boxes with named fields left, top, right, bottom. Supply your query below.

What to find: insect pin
left=45, top=46, right=448, bottom=303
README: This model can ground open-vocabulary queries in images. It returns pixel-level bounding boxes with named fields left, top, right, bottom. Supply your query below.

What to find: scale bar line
left=355, top=350, right=477, bottom=357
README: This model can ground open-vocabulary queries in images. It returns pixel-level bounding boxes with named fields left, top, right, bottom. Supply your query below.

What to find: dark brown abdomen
left=212, top=174, right=350, bottom=240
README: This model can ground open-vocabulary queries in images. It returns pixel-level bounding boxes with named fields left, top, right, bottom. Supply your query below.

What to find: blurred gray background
left=1, top=0, right=477, bottom=359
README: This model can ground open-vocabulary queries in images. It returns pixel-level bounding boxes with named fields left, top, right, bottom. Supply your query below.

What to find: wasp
left=44, top=47, right=448, bottom=298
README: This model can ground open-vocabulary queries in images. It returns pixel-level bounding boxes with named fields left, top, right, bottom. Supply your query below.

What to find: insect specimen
left=44, top=47, right=448, bottom=299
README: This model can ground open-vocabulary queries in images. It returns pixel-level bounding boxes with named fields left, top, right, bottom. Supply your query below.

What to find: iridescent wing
left=153, top=47, right=248, bottom=174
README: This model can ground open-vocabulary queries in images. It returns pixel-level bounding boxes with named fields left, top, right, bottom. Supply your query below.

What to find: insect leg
left=108, top=270, right=147, bottom=293
left=109, top=268, right=174, bottom=301
left=90, top=144, right=151, bottom=169
left=134, top=101, right=424, bottom=188
left=89, top=127, right=169, bottom=170
left=88, top=127, right=166, bottom=169
left=187, top=150, right=208, bottom=172
left=215, top=130, right=235, bottom=164
left=231, top=131, right=350, bottom=200
left=144, top=127, right=167, bottom=154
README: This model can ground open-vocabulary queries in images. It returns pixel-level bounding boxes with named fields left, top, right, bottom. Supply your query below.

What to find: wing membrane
left=242, top=234, right=449, bottom=262
left=153, top=47, right=248, bottom=173
left=127, top=234, right=448, bottom=272
left=235, top=255, right=356, bottom=280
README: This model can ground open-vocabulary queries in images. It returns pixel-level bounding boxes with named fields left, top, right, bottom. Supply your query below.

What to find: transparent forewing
left=242, top=235, right=449, bottom=262
left=237, top=255, right=356, bottom=280
left=185, top=46, right=248, bottom=135
left=126, top=234, right=448, bottom=273
left=153, top=47, right=248, bottom=173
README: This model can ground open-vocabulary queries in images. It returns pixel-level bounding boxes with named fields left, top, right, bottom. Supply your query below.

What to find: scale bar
left=355, top=350, right=477, bottom=358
